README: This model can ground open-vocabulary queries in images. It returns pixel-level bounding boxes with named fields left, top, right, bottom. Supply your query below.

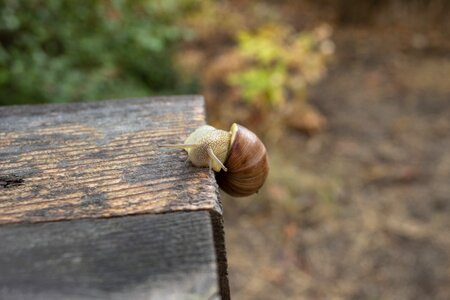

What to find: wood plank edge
left=0, top=95, right=206, bottom=111
left=210, top=210, right=230, bottom=300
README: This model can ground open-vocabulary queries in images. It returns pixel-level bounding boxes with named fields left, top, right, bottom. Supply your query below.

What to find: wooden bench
left=0, top=96, right=229, bottom=300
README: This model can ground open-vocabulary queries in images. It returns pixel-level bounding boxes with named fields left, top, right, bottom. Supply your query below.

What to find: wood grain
left=0, top=211, right=220, bottom=300
left=0, top=96, right=222, bottom=224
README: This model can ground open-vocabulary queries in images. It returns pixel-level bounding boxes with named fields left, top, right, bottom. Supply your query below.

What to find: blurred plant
left=182, top=0, right=246, bottom=40
left=0, top=0, right=200, bottom=105
left=228, top=23, right=334, bottom=109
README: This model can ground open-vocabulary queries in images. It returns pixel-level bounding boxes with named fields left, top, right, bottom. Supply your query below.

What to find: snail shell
left=215, top=124, right=269, bottom=197
left=160, top=123, right=269, bottom=197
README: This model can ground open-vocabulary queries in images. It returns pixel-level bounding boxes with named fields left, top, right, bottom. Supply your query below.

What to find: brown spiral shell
left=216, top=124, right=269, bottom=197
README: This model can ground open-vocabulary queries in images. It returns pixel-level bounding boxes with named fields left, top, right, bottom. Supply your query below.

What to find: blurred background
left=1, top=0, right=449, bottom=298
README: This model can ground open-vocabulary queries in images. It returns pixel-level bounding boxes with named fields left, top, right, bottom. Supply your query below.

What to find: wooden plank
left=0, top=211, right=221, bottom=300
left=0, top=96, right=222, bottom=224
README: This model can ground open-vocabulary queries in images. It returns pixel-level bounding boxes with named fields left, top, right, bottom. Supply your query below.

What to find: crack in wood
left=0, top=174, right=24, bottom=188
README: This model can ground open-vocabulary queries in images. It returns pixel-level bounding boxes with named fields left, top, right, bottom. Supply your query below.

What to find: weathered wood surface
left=0, top=96, right=222, bottom=224
left=0, top=96, right=230, bottom=299
left=0, top=211, right=220, bottom=300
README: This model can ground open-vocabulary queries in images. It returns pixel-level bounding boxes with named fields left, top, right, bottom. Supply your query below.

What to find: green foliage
left=0, top=0, right=199, bottom=105
left=228, top=24, right=334, bottom=107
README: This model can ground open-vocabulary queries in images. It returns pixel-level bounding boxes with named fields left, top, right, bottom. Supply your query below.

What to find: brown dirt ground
left=222, top=25, right=450, bottom=299
left=182, top=2, right=450, bottom=298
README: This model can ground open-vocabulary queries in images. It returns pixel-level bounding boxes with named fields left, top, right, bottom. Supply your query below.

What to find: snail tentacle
left=207, top=147, right=228, bottom=172
left=158, top=144, right=199, bottom=149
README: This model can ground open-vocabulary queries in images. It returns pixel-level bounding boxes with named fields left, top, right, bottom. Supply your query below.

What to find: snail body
left=160, top=123, right=269, bottom=197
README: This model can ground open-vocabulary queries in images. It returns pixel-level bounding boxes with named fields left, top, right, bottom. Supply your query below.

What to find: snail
left=159, top=123, right=269, bottom=197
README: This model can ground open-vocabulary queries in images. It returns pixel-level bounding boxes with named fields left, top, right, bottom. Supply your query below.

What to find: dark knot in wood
left=0, top=174, right=24, bottom=189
